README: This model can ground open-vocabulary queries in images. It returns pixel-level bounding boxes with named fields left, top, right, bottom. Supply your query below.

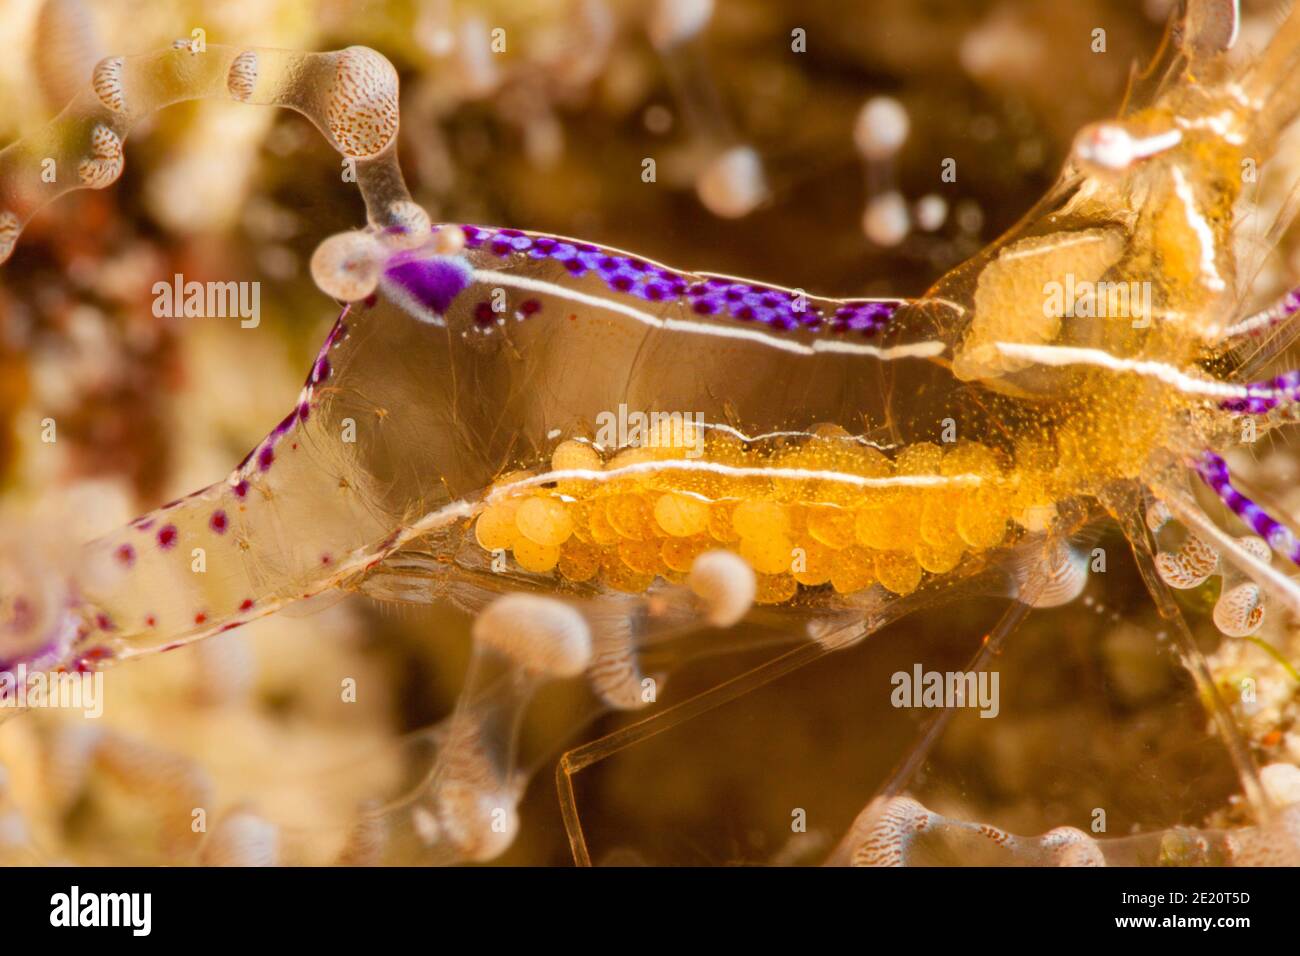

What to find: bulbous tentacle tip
left=846, top=796, right=933, bottom=867
left=200, top=811, right=281, bottom=867
left=1042, top=827, right=1106, bottom=867
left=77, top=123, right=124, bottom=189
left=91, top=55, right=124, bottom=111
left=1010, top=538, right=1089, bottom=609
left=472, top=593, right=593, bottom=678
left=412, top=787, right=520, bottom=864
left=1145, top=498, right=1173, bottom=533
left=226, top=50, right=258, bottom=102
left=1214, top=581, right=1265, bottom=637
left=309, top=230, right=386, bottom=302
left=1155, top=533, right=1219, bottom=590
left=325, top=46, right=400, bottom=160
left=688, top=549, right=756, bottom=627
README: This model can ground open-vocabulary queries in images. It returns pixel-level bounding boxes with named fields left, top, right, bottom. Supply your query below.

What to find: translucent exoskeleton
left=5, top=0, right=1300, bottom=865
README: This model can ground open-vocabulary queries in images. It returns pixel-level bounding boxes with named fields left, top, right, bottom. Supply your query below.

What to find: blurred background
left=1, top=0, right=1298, bottom=865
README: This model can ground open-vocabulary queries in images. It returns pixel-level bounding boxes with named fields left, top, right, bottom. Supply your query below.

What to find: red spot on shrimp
left=115, top=543, right=136, bottom=567
left=239, top=598, right=254, bottom=611
left=157, top=524, right=178, bottom=549
left=73, top=646, right=111, bottom=672
left=145, top=614, right=157, bottom=628
left=232, top=479, right=249, bottom=498
left=210, top=510, right=228, bottom=534
left=257, top=446, right=275, bottom=470
left=95, top=613, right=114, bottom=631
left=194, top=612, right=207, bottom=625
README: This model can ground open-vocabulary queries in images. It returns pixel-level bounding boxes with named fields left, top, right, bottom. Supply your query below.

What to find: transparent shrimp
left=5, top=0, right=1300, bottom=865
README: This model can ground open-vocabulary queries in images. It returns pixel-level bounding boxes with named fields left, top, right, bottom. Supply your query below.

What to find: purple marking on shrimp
left=1196, top=451, right=1300, bottom=564
left=1220, top=369, right=1300, bottom=414
left=257, top=445, right=275, bottom=471
left=0, top=613, right=78, bottom=680
left=299, top=310, right=349, bottom=394
left=231, top=479, right=249, bottom=499
left=382, top=253, right=474, bottom=321
left=457, top=224, right=903, bottom=337
left=1228, top=287, right=1300, bottom=337
left=210, top=510, right=228, bottom=534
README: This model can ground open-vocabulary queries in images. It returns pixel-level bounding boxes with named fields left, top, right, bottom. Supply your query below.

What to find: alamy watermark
left=891, top=664, right=999, bottom=718
left=1043, top=273, right=1152, bottom=328
left=594, top=404, right=706, bottom=459
left=152, top=274, right=260, bottom=328
left=0, top=663, right=103, bottom=718
left=50, top=886, right=150, bottom=936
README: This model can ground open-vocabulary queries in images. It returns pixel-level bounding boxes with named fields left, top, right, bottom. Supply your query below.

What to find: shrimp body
left=48, top=44, right=1300, bottom=664
left=72, top=223, right=1044, bottom=660
left=8, top=17, right=1299, bottom=670
left=71, top=76, right=1280, bottom=660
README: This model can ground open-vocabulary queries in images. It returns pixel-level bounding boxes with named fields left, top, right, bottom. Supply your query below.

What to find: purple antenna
left=1195, top=451, right=1300, bottom=565
left=1219, top=369, right=1300, bottom=414
left=1224, top=285, right=1300, bottom=338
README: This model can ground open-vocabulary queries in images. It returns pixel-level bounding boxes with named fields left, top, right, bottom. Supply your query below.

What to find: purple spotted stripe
left=234, top=309, right=352, bottom=480
left=458, top=225, right=902, bottom=337
left=1220, top=369, right=1300, bottom=415
left=1196, top=451, right=1300, bottom=565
